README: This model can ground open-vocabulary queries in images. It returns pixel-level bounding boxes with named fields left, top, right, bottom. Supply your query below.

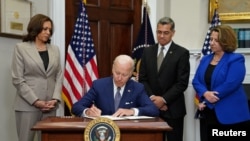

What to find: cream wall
left=0, top=0, right=50, bottom=141
left=0, top=0, right=249, bottom=141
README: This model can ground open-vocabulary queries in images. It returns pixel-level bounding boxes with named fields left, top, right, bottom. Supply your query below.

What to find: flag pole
left=142, top=0, right=151, bottom=18
left=143, top=0, right=147, bottom=6
left=132, top=0, right=155, bottom=80
left=214, top=0, right=219, bottom=9
left=143, top=0, right=148, bottom=10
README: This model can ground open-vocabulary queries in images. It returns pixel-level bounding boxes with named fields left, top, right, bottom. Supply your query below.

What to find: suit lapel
left=158, top=42, right=176, bottom=73
left=211, top=53, right=228, bottom=88
left=152, top=44, right=159, bottom=73
left=25, top=42, right=47, bottom=75
left=120, top=80, right=133, bottom=106
left=46, top=45, right=55, bottom=74
left=107, top=78, right=116, bottom=111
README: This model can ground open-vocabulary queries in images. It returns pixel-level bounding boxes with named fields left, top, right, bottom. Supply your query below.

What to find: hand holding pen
left=86, top=104, right=101, bottom=117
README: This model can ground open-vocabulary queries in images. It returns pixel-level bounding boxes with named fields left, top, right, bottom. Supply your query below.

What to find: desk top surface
left=32, top=116, right=172, bottom=131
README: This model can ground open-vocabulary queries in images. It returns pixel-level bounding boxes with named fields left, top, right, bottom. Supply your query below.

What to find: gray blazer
left=11, top=42, right=63, bottom=111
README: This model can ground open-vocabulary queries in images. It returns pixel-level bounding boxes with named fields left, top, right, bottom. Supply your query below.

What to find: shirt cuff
left=132, top=108, right=139, bottom=116
left=162, top=97, right=167, bottom=104
left=82, top=108, right=89, bottom=117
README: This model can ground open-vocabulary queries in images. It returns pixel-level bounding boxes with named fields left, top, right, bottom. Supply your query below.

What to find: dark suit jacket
left=192, top=52, right=250, bottom=124
left=139, top=42, right=190, bottom=119
left=72, top=77, right=159, bottom=117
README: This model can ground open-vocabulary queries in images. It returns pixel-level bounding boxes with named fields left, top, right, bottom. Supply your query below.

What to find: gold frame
left=0, top=0, right=32, bottom=39
left=209, top=0, right=250, bottom=23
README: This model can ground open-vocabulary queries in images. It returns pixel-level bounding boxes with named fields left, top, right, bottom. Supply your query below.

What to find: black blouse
left=39, top=51, right=49, bottom=71
left=204, top=64, right=216, bottom=91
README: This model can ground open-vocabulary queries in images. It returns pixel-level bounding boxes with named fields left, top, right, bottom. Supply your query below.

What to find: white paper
left=85, top=115, right=155, bottom=121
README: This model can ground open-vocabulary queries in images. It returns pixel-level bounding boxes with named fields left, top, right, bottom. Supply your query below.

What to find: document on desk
left=123, top=116, right=155, bottom=120
left=85, top=115, right=155, bottom=120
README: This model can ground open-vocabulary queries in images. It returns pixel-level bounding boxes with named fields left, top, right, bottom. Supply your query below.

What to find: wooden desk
left=32, top=116, right=172, bottom=141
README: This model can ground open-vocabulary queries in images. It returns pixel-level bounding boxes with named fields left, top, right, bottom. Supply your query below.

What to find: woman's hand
left=198, top=102, right=206, bottom=111
left=204, top=91, right=219, bottom=103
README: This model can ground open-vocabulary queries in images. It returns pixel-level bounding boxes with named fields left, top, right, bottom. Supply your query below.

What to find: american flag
left=62, top=2, right=99, bottom=111
left=131, top=5, right=155, bottom=78
left=201, top=9, right=221, bottom=55
left=194, top=9, right=221, bottom=107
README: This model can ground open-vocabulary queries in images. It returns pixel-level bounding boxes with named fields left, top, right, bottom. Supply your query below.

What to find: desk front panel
left=41, top=130, right=164, bottom=141
left=33, top=117, right=171, bottom=141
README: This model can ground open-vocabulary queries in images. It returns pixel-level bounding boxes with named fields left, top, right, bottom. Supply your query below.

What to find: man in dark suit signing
left=72, top=54, right=159, bottom=117
left=139, top=17, right=190, bottom=141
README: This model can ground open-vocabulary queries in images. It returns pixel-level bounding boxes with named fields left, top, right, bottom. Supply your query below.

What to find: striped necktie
left=157, top=46, right=164, bottom=71
left=114, top=87, right=121, bottom=110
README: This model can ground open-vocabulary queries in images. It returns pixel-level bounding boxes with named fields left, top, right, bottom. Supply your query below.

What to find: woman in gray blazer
left=11, top=14, right=63, bottom=141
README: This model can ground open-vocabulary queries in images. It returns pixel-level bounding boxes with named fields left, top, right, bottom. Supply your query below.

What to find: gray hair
left=113, top=55, right=135, bottom=72
left=157, top=17, right=175, bottom=31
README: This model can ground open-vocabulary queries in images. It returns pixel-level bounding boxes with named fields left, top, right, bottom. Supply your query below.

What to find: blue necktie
left=114, top=87, right=121, bottom=110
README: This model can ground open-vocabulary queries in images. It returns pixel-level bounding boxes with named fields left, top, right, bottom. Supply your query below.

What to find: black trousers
left=164, top=117, right=184, bottom=141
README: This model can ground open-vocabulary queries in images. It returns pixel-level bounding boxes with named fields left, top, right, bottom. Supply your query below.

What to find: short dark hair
left=23, top=14, right=53, bottom=43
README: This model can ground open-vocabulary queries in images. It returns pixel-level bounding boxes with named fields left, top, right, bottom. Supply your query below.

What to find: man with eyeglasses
left=72, top=55, right=159, bottom=118
left=139, top=17, right=190, bottom=141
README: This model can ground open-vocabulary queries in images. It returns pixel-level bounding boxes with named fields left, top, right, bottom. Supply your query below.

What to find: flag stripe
left=63, top=74, right=80, bottom=103
left=64, top=47, right=84, bottom=99
left=62, top=2, right=99, bottom=112
left=66, top=48, right=84, bottom=86
left=63, top=68, right=82, bottom=100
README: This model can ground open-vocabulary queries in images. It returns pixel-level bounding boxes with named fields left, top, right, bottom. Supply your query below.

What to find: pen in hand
left=86, top=103, right=101, bottom=117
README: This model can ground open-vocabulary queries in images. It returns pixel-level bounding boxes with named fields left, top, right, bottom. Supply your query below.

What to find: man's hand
left=160, top=105, right=168, bottom=111
left=112, top=108, right=134, bottom=117
left=150, top=95, right=166, bottom=110
left=86, top=104, right=102, bottom=117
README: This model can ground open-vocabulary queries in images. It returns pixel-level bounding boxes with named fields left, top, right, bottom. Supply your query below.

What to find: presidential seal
left=84, top=117, right=120, bottom=141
